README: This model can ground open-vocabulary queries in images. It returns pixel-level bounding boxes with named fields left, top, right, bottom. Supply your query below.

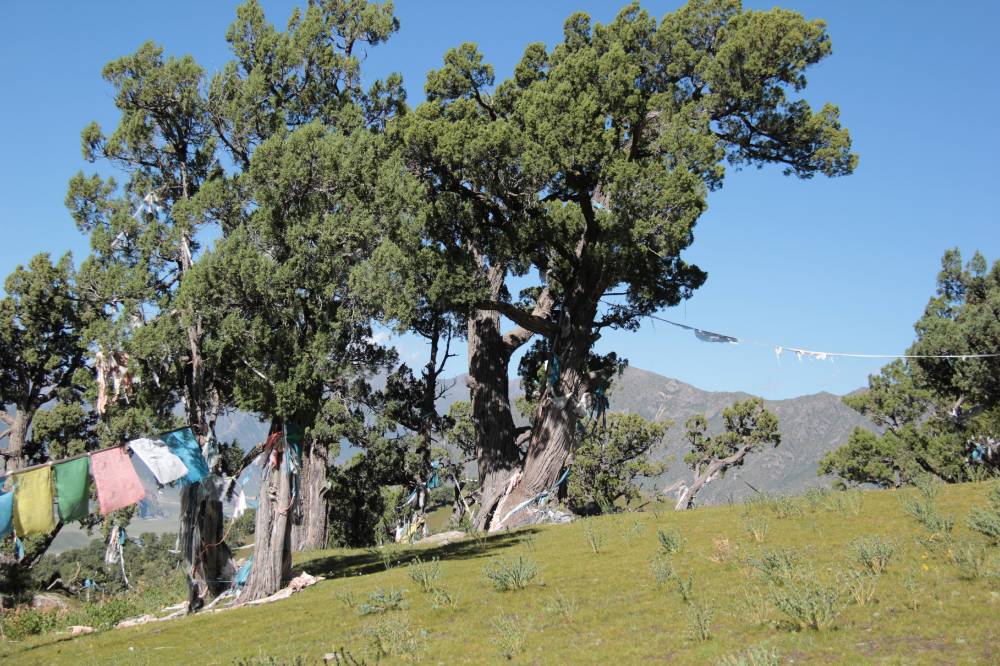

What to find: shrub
left=950, top=541, right=990, bottom=581
left=851, top=536, right=896, bottom=575
left=361, top=615, right=427, bottom=662
left=903, top=476, right=954, bottom=539
left=839, top=568, right=878, bottom=606
left=737, top=584, right=771, bottom=626
left=803, top=487, right=831, bottom=513
left=357, top=588, right=407, bottom=616
left=544, top=591, right=577, bottom=623
left=967, top=483, right=1000, bottom=544
left=769, top=495, right=802, bottom=519
left=828, top=489, right=863, bottom=516
left=717, top=644, right=781, bottom=666
left=770, top=571, right=841, bottom=630
left=583, top=520, right=607, bottom=554
left=685, top=602, right=714, bottom=641
left=747, top=548, right=801, bottom=585
left=0, top=606, right=62, bottom=640
left=492, top=612, right=526, bottom=660
left=743, top=515, right=769, bottom=544
left=407, top=557, right=442, bottom=593
left=651, top=555, right=674, bottom=587
left=657, top=528, right=683, bottom=555
left=482, top=556, right=538, bottom=592
left=710, top=537, right=735, bottom=563
left=430, top=587, right=458, bottom=610
left=674, top=573, right=695, bottom=604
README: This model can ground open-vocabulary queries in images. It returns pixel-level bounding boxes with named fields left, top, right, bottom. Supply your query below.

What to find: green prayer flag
left=54, top=457, right=90, bottom=523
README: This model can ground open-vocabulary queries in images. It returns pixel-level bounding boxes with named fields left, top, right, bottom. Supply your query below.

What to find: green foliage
left=650, top=555, right=673, bottom=587
left=827, top=250, right=1000, bottom=487
left=850, top=536, right=896, bottom=575
left=902, top=476, right=955, bottom=539
left=482, top=556, right=538, bottom=592
left=582, top=520, right=607, bottom=554
left=657, top=528, right=684, bottom=555
left=673, top=573, right=695, bottom=604
left=491, top=612, right=526, bottom=660
left=742, top=515, right=769, bottom=543
left=967, top=483, right=1000, bottom=543
left=567, top=413, right=666, bottom=515
left=717, top=644, right=781, bottom=666
left=769, top=570, right=841, bottom=631
left=839, top=568, right=878, bottom=606
left=746, top=548, right=801, bottom=586
left=544, top=592, right=577, bottom=623
left=685, top=602, right=714, bottom=641
left=949, top=540, right=991, bottom=581
left=357, top=588, right=407, bottom=616
left=407, top=557, right=441, bottom=593
left=361, top=615, right=427, bottom=663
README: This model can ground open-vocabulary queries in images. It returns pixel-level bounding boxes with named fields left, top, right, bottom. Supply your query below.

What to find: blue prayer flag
left=0, top=489, right=12, bottom=538
left=161, top=427, right=210, bottom=485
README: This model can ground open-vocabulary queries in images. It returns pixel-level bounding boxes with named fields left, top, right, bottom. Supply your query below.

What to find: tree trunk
left=292, top=439, right=329, bottom=552
left=2, top=409, right=32, bottom=473
left=675, top=448, right=750, bottom=510
left=242, top=422, right=294, bottom=602
left=468, top=305, right=521, bottom=530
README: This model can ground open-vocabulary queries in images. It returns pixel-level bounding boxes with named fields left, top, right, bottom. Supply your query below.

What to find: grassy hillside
left=4, top=482, right=999, bottom=665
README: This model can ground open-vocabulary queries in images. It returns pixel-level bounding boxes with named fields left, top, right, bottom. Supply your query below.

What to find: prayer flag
left=128, top=437, right=188, bottom=485
left=13, top=466, right=55, bottom=535
left=0, top=489, right=12, bottom=538
left=91, top=447, right=145, bottom=515
left=161, top=428, right=209, bottom=485
left=54, top=457, right=91, bottom=523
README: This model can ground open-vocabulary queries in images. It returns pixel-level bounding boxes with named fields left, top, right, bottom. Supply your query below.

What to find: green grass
left=4, top=482, right=1000, bottom=664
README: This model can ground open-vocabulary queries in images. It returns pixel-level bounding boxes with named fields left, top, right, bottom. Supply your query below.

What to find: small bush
left=950, top=541, right=990, bottom=581
left=583, top=520, right=607, bottom=554
left=968, top=483, right=1000, bottom=544
left=770, top=572, right=841, bottom=630
left=903, top=476, right=954, bottom=538
left=901, top=571, right=921, bottom=610
left=336, top=590, right=358, bottom=610
left=651, top=555, right=674, bottom=587
left=685, top=602, right=714, bottom=641
left=544, top=591, right=577, bottom=623
left=839, top=568, right=878, bottom=606
left=361, top=615, right=427, bottom=662
left=0, top=606, right=62, bottom=640
left=747, top=548, right=801, bottom=585
left=430, top=587, right=458, bottom=610
left=851, top=535, right=896, bottom=575
left=743, top=515, right=769, bottom=544
left=769, top=495, right=802, bottom=519
left=492, top=612, right=526, bottom=660
left=657, top=528, right=683, bottom=555
left=803, top=487, right=831, bottom=513
left=737, top=584, right=771, bottom=626
left=674, top=573, right=695, bottom=604
left=710, top=537, right=735, bottom=563
left=407, top=557, right=442, bottom=593
left=357, top=588, right=407, bottom=616
left=717, top=644, right=781, bottom=666
left=483, top=556, right=539, bottom=592
left=828, top=489, right=863, bottom=516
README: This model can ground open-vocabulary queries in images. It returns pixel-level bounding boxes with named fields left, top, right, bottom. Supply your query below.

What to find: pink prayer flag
left=90, top=447, right=145, bottom=515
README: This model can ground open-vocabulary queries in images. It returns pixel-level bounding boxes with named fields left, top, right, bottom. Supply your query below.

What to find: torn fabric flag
left=160, top=427, right=209, bottom=485
left=13, top=466, right=56, bottom=536
left=91, top=447, right=145, bottom=515
left=0, top=489, right=12, bottom=538
left=128, top=437, right=188, bottom=485
left=54, top=457, right=91, bottom=523
left=694, top=328, right=739, bottom=344
left=232, top=488, right=248, bottom=520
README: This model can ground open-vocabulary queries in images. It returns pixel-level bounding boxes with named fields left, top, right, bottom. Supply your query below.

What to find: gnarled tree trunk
left=242, top=421, right=294, bottom=602
left=675, top=446, right=750, bottom=510
left=1, top=409, right=32, bottom=473
left=292, top=438, right=329, bottom=551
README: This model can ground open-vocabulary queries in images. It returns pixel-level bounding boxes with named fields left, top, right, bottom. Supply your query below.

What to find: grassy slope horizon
left=4, top=482, right=999, bottom=665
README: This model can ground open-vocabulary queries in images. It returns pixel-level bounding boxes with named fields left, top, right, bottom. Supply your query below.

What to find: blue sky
left=1, top=1, right=997, bottom=399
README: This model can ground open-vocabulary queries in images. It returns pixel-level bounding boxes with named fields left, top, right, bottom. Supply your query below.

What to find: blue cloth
left=235, top=556, right=253, bottom=588
left=15, top=537, right=25, bottom=561
left=161, top=427, right=210, bottom=485
left=0, top=489, right=12, bottom=538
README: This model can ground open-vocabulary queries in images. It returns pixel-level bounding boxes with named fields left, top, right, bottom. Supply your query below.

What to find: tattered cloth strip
left=160, top=427, right=209, bottom=485
left=54, top=457, right=91, bottom=523
left=0, top=488, right=13, bottom=537
left=91, top=447, right=145, bottom=515
left=128, top=437, right=189, bottom=485
left=232, top=488, right=248, bottom=520
left=13, top=466, right=56, bottom=536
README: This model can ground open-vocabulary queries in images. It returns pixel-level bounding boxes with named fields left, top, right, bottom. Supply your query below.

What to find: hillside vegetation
left=4, top=482, right=999, bottom=665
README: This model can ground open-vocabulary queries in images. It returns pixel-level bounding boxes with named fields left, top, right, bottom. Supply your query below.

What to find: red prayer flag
left=90, top=447, right=145, bottom=515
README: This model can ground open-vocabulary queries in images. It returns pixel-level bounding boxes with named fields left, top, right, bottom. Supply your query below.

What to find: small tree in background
left=822, top=249, right=1000, bottom=487
left=567, top=413, right=666, bottom=516
left=675, top=398, right=780, bottom=510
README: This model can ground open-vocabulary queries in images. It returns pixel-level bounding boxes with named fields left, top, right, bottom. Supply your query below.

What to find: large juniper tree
left=405, top=0, right=855, bottom=530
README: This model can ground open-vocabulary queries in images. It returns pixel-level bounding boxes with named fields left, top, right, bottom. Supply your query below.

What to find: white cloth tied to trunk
left=128, top=437, right=189, bottom=485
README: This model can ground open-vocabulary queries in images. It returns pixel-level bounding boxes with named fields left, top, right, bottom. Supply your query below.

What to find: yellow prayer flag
left=12, top=466, right=56, bottom=536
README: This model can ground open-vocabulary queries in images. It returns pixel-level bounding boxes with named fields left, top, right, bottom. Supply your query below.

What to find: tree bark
left=242, top=422, right=294, bottom=602
left=292, top=439, right=329, bottom=552
left=674, top=447, right=750, bottom=510
left=2, top=409, right=32, bottom=473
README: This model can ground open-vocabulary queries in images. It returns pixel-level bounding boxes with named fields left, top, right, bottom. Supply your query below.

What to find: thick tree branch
left=479, top=300, right=558, bottom=337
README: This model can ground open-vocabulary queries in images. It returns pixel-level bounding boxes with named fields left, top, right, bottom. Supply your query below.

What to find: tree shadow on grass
left=298, top=528, right=541, bottom=580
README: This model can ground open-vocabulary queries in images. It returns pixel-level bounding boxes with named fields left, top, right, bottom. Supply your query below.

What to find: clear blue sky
left=1, top=1, right=997, bottom=399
